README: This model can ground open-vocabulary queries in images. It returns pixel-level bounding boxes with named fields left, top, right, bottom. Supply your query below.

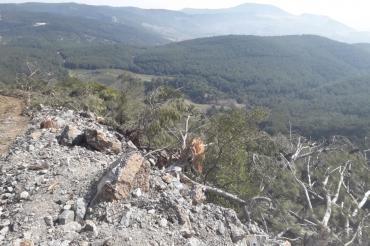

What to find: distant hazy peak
left=231, top=3, right=289, bottom=13
left=182, top=3, right=289, bottom=16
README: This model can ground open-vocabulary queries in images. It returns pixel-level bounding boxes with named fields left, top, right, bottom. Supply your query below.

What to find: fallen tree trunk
left=180, top=174, right=272, bottom=207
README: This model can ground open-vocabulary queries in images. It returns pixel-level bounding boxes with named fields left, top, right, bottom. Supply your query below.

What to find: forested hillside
left=133, top=35, right=370, bottom=97
left=58, top=35, right=370, bottom=140
left=0, top=7, right=165, bottom=85
left=0, top=10, right=167, bottom=46
left=3, top=33, right=370, bottom=140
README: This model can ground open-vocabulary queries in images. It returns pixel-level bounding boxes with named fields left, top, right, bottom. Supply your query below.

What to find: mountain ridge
left=182, top=3, right=290, bottom=15
left=0, top=2, right=369, bottom=43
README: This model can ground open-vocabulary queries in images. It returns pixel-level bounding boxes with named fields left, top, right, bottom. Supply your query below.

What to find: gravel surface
left=0, top=106, right=287, bottom=246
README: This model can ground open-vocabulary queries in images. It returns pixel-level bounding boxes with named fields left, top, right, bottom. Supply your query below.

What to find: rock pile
left=0, top=106, right=287, bottom=245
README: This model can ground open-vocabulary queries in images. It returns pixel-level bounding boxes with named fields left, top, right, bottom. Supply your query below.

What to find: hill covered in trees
left=133, top=35, right=370, bottom=98
left=59, top=35, right=370, bottom=140
left=0, top=6, right=167, bottom=46
left=0, top=6, right=164, bottom=86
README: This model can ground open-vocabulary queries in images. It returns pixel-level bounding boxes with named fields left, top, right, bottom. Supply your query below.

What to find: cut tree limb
left=180, top=174, right=248, bottom=205
left=180, top=173, right=272, bottom=207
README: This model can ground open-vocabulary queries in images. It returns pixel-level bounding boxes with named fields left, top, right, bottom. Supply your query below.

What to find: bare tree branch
left=288, top=210, right=317, bottom=226
left=144, top=145, right=171, bottom=157
left=180, top=173, right=248, bottom=205
left=352, top=190, right=370, bottom=217
left=26, top=61, right=39, bottom=78
left=307, top=156, right=313, bottom=188
left=181, top=115, right=191, bottom=150
left=322, top=192, right=332, bottom=227
left=332, top=162, right=350, bottom=205
left=179, top=173, right=272, bottom=208
left=358, top=190, right=370, bottom=210
left=344, top=213, right=370, bottom=246
left=291, top=169, right=313, bottom=212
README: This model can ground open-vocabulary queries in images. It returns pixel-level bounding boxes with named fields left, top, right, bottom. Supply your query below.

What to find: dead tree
left=15, top=60, right=41, bottom=106
left=279, top=137, right=370, bottom=245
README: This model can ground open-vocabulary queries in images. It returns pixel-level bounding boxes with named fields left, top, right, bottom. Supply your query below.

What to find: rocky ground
left=0, top=105, right=288, bottom=246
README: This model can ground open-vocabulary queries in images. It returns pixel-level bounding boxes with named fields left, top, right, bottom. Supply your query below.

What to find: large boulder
left=91, top=151, right=150, bottom=204
left=84, top=129, right=122, bottom=154
left=58, top=125, right=84, bottom=146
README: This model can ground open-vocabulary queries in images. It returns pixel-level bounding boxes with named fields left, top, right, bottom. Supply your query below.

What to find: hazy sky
left=1, top=0, right=370, bottom=31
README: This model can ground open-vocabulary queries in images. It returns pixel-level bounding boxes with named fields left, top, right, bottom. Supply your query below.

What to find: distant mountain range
left=1, top=2, right=370, bottom=44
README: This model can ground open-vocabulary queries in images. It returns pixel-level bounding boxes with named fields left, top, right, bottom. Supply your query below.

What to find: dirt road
left=0, top=95, right=28, bottom=155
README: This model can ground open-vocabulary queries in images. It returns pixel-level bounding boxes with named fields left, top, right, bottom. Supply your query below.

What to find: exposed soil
left=0, top=95, right=28, bottom=155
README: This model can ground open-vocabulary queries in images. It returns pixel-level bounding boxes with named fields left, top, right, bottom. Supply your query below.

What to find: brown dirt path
left=0, top=95, right=28, bottom=155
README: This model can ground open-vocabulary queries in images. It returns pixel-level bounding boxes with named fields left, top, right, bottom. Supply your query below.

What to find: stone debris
left=19, top=191, right=30, bottom=200
left=58, top=125, right=83, bottom=146
left=13, top=239, right=34, bottom=246
left=161, top=173, right=173, bottom=184
left=185, top=238, right=206, bottom=246
left=40, top=118, right=58, bottom=129
left=62, top=221, right=82, bottom=233
left=75, top=198, right=87, bottom=222
left=190, top=185, right=206, bottom=205
left=176, top=205, right=195, bottom=238
left=85, top=128, right=122, bottom=154
left=158, top=218, right=168, bottom=228
left=27, top=162, right=49, bottom=171
left=58, top=210, right=75, bottom=225
left=217, top=220, right=226, bottom=235
left=132, top=188, right=142, bottom=198
left=0, top=106, right=287, bottom=245
left=82, top=220, right=98, bottom=236
left=230, top=223, right=247, bottom=243
left=44, top=216, right=54, bottom=227
left=119, top=206, right=132, bottom=228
